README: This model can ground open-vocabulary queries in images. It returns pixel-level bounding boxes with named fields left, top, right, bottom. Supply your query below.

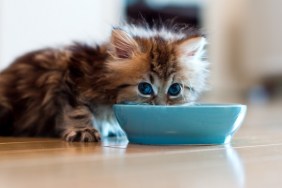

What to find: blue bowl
left=113, top=104, right=247, bottom=145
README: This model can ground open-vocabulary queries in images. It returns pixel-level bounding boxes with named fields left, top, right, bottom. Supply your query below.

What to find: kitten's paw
left=63, top=127, right=101, bottom=142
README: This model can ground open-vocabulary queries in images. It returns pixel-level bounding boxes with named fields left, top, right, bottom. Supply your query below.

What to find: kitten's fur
left=0, top=23, right=208, bottom=142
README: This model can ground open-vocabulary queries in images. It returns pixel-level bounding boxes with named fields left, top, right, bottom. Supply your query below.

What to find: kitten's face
left=107, top=27, right=208, bottom=105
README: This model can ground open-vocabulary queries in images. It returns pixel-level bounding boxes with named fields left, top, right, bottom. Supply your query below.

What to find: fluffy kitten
left=0, top=24, right=208, bottom=142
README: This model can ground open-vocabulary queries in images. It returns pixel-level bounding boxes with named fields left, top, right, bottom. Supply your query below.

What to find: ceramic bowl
left=113, top=104, right=247, bottom=145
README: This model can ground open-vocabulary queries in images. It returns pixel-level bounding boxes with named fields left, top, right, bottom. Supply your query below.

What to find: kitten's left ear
left=110, top=29, right=138, bottom=59
left=176, top=37, right=207, bottom=59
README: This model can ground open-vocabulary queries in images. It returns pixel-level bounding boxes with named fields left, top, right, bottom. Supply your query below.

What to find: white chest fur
left=92, top=105, right=125, bottom=138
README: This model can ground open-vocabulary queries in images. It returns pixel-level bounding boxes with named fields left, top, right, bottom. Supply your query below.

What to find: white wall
left=241, top=0, right=282, bottom=79
left=0, top=0, right=124, bottom=70
left=202, top=0, right=246, bottom=102
left=202, top=0, right=282, bottom=102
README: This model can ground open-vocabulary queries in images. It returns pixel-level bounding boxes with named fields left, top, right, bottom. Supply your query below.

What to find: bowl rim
left=113, top=103, right=247, bottom=109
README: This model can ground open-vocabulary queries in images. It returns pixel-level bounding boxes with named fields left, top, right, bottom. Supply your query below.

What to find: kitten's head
left=107, top=24, right=208, bottom=105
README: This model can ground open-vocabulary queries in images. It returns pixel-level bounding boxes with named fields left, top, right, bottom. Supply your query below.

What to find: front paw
left=62, top=127, right=101, bottom=142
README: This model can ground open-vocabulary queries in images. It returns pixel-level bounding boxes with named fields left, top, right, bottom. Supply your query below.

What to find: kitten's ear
left=176, top=37, right=207, bottom=59
left=110, top=29, right=138, bottom=59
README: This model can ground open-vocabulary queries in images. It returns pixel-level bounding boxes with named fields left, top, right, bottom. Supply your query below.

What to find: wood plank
left=0, top=144, right=282, bottom=188
left=0, top=101, right=281, bottom=188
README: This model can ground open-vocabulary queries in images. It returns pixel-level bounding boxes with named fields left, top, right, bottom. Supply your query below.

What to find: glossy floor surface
left=0, top=102, right=282, bottom=188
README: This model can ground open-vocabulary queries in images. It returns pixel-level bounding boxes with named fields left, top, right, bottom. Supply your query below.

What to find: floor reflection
left=102, top=136, right=129, bottom=147
left=101, top=139, right=246, bottom=188
left=225, top=145, right=245, bottom=188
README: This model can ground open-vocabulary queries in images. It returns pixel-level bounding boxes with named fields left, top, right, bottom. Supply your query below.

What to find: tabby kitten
left=0, top=24, right=208, bottom=142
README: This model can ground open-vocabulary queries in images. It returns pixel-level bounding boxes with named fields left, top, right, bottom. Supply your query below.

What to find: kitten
left=0, top=23, right=208, bottom=142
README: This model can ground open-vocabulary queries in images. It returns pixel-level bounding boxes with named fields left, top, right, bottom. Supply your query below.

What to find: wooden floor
left=1, top=101, right=282, bottom=188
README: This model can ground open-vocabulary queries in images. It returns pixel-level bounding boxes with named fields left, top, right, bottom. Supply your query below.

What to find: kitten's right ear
left=176, top=37, right=207, bottom=59
left=110, top=29, right=138, bottom=59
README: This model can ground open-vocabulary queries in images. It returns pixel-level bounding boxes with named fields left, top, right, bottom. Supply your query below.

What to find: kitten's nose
left=153, top=99, right=167, bottom=105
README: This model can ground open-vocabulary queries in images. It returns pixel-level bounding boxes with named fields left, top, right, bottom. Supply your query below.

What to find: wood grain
left=0, top=102, right=282, bottom=188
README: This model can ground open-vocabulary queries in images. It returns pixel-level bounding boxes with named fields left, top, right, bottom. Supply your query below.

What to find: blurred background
left=0, top=0, right=282, bottom=107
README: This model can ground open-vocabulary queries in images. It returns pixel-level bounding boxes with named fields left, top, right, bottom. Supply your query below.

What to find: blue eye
left=168, top=83, right=182, bottom=96
left=138, top=82, right=153, bottom=95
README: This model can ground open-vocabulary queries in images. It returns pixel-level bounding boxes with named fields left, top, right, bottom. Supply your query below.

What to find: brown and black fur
left=0, top=24, right=208, bottom=142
